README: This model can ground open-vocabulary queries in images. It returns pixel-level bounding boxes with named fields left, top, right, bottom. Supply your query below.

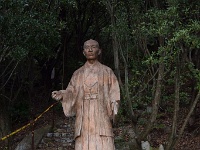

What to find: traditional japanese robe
left=60, top=61, right=120, bottom=150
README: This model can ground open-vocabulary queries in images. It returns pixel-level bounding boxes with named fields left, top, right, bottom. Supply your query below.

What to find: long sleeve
left=109, top=70, right=120, bottom=103
left=109, top=70, right=120, bottom=120
left=61, top=75, right=76, bottom=117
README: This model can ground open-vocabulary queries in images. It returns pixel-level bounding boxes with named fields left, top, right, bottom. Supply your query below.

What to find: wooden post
left=31, top=120, right=34, bottom=150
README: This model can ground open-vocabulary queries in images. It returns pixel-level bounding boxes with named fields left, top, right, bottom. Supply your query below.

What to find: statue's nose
left=88, top=48, right=93, bottom=52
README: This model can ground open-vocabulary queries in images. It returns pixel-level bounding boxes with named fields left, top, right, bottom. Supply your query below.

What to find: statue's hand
left=51, top=91, right=63, bottom=101
left=111, top=101, right=119, bottom=124
left=111, top=101, right=119, bottom=115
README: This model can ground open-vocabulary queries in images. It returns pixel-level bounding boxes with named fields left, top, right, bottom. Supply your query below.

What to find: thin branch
left=0, top=58, right=14, bottom=78
left=131, top=68, right=159, bottom=99
left=166, top=54, right=181, bottom=150
left=0, top=61, right=19, bottom=91
left=175, top=90, right=200, bottom=146
left=0, top=94, right=12, bottom=101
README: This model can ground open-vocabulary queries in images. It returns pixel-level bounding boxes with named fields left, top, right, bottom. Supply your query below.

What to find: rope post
left=52, top=104, right=55, bottom=129
left=0, top=102, right=59, bottom=142
left=31, top=120, right=34, bottom=150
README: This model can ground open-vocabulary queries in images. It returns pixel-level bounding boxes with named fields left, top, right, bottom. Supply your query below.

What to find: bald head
left=83, top=39, right=101, bottom=62
left=83, top=39, right=99, bottom=49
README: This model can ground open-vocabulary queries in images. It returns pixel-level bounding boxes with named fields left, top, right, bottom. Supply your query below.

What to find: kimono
left=60, top=61, right=120, bottom=150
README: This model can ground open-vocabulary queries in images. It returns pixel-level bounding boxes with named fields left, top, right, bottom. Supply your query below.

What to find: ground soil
left=1, top=104, right=200, bottom=150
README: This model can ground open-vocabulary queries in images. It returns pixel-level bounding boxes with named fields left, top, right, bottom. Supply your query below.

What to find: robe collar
left=84, top=60, right=100, bottom=73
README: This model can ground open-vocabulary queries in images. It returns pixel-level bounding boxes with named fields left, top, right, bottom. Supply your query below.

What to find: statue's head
left=83, top=39, right=101, bottom=61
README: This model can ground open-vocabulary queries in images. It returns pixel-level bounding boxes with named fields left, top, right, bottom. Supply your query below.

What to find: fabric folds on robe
left=60, top=61, right=120, bottom=150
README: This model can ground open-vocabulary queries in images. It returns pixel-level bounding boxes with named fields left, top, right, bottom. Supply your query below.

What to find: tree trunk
left=138, top=37, right=165, bottom=141
left=0, top=75, right=11, bottom=148
left=173, top=89, right=200, bottom=148
left=105, top=0, right=122, bottom=86
left=0, top=106, right=10, bottom=147
left=166, top=55, right=180, bottom=150
left=118, top=41, right=141, bottom=149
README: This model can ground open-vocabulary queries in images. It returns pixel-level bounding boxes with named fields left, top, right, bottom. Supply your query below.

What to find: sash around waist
left=84, top=93, right=98, bottom=100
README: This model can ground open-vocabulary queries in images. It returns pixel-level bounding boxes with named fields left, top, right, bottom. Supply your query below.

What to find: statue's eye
left=84, top=45, right=98, bottom=50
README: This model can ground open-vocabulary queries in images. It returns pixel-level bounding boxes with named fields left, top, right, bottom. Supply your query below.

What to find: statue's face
left=83, top=40, right=101, bottom=60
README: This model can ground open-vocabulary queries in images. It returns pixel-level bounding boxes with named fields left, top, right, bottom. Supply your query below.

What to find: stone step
left=37, top=117, right=132, bottom=150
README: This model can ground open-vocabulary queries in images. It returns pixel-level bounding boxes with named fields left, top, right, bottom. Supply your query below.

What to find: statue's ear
left=98, top=49, right=102, bottom=55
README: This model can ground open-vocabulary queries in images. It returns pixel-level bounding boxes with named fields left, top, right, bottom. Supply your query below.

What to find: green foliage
left=1, top=0, right=63, bottom=61
left=187, top=62, right=200, bottom=90
left=60, top=0, right=77, bottom=8
left=166, top=107, right=174, bottom=113
left=179, top=92, right=190, bottom=105
left=0, top=1, right=200, bottom=148
left=138, top=117, right=148, bottom=125
left=153, top=123, right=165, bottom=130
left=129, top=0, right=200, bottom=106
left=0, top=0, right=65, bottom=134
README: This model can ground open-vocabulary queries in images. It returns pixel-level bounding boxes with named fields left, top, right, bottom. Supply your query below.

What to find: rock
left=54, top=132, right=61, bottom=137
left=62, top=143, right=69, bottom=147
left=57, top=147, right=63, bottom=150
left=141, top=141, right=150, bottom=150
left=127, top=128, right=135, bottom=139
left=55, top=128, right=67, bottom=133
left=41, top=137, right=53, bottom=144
left=61, top=133, right=67, bottom=137
left=159, top=144, right=164, bottom=150
left=141, top=141, right=165, bottom=150
left=15, top=125, right=52, bottom=150
left=146, top=106, right=152, bottom=113
left=46, top=133, right=53, bottom=137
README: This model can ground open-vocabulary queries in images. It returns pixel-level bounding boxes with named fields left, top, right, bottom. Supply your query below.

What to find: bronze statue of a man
left=52, top=39, right=120, bottom=150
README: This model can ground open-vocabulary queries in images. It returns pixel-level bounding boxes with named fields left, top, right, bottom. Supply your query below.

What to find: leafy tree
left=0, top=0, right=62, bottom=147
left=1, top=0, right=200, bottom=149
left=103, top=0, right=200, bottom=149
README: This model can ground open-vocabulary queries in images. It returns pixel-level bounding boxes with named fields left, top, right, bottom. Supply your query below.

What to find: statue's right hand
left=51, top=91, right=63, bottom=101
